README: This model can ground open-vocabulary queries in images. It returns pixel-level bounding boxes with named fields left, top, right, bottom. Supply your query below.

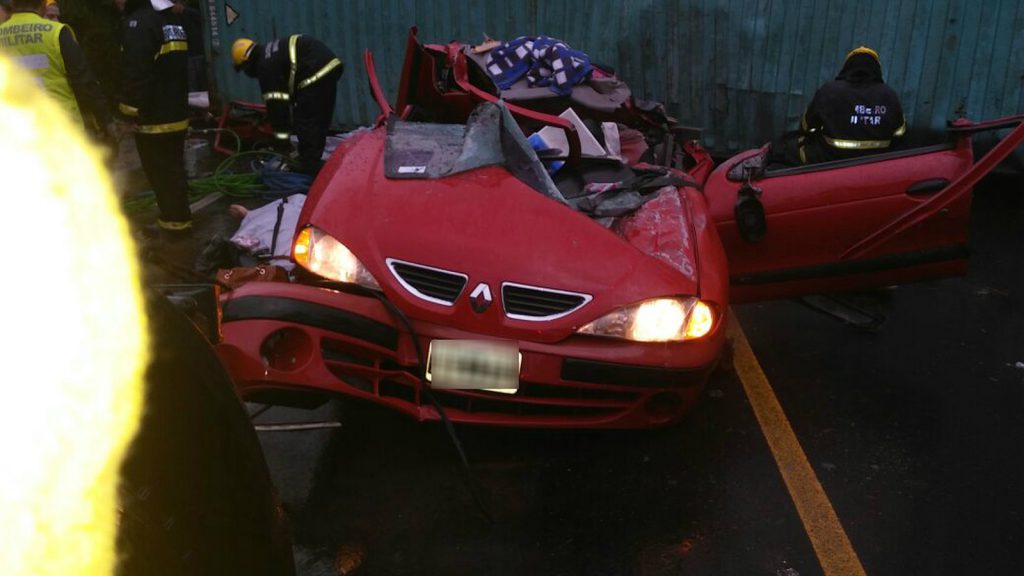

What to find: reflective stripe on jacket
left=119, top=6, right=189, bottom=133
left=0, top=12, right=83, bottom=126
left=256, top=35, right=342, bottom=136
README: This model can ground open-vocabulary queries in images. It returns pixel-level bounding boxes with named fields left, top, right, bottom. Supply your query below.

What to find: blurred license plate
left=426, top=340, right=520, bottom=393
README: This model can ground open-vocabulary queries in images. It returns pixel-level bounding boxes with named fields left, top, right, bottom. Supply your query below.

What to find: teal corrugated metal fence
left=203, top=0, right=1024, bottom=157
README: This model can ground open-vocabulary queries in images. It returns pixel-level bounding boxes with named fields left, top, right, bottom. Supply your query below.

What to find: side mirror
left=734, top=183, right=767, bottom=243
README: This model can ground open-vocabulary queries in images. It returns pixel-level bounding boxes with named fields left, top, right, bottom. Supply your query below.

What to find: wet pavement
left=733, top=179, right=1024, bottom=575
left=122, top=147, right=1023, bottom=575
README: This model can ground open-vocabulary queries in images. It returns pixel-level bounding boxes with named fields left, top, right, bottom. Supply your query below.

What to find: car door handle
left=906, top=178, right=950, bottom=196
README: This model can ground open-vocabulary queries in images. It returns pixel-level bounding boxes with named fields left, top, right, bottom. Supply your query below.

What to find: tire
left=116, top=293, right=295, bottom=576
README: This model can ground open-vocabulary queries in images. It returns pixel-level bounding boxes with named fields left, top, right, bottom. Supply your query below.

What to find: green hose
left=193, top=149, right=298, bottom=198
left=122, top=146, right=299, bottom=214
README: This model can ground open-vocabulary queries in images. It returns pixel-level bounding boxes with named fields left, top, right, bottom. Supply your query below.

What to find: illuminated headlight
left=577, top=297, right=717, bottom=342
left=293, top=225, right=381, bottom=290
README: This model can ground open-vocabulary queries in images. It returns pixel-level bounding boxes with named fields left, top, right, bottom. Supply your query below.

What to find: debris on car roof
left=385, top=101, right=568, bottom=204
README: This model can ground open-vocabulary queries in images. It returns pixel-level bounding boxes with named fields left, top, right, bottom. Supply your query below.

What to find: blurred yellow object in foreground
left=0, top=55, right=147, bottom=576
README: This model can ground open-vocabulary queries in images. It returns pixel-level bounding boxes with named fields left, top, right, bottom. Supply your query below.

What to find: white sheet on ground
left=230, top=194, right=306, bottom=271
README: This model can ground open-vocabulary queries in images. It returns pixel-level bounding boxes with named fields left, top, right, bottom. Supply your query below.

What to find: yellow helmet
left=232, top=38, right=256, bottom=69
left=845, top=46, right=880, bottom=63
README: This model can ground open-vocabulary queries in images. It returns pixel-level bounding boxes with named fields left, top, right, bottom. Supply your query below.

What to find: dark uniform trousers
left=135, top=130, right=191, bottom=224
left=293, top=66, right=342, bottom=175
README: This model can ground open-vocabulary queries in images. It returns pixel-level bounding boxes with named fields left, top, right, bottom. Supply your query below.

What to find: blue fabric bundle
left=485, top=36, right=593, bottom=97
left=260, top=169, right=314, bottom=199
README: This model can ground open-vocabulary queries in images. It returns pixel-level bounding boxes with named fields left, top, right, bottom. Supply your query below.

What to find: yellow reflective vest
left=0, top=12, right=83, bottom=127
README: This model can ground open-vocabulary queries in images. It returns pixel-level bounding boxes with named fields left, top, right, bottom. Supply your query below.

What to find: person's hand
left=114, top=118, right=137, bottom=134
left=90, top=122, right=122, bottom=167
left=102, top=121, right=121, bottom=149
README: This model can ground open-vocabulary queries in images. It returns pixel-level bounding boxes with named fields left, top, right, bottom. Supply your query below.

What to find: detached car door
left=703, top=140, right=974, bottom=303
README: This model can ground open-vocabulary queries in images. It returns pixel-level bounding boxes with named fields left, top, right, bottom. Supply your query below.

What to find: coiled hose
left=122, top=129, right=309, bottom=215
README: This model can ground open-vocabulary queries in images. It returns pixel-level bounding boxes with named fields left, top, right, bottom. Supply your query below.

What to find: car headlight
left=577, top=297, right=717, bottom=342
left=293, top=225, right=381, bottom=290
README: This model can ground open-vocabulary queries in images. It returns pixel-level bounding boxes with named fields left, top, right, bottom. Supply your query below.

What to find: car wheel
left=116, top=293, right=295, bottom=576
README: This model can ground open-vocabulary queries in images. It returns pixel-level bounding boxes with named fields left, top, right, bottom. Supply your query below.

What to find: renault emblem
left=469, top=283, right=493, bottom=313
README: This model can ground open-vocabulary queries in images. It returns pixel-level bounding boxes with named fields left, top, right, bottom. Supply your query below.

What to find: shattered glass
left=385, top=102, right=568, bottom=204
left=384, top=120, right=466, bottom=178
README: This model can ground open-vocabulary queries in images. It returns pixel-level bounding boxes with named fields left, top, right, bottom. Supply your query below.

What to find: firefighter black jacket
left=801, top=52, right=905, bottom=162
left=119, top=1, right=189, bottom=132
left=245, top=35, right=341, bottom=136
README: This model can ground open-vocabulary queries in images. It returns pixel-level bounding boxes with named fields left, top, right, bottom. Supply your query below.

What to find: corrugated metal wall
left=203, top=0, right=1024, bottom=157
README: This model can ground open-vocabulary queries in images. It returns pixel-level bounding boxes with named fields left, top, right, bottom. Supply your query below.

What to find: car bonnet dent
left=616, top=188, right=698, bottom=282
left=303, top=141, right=698, bottom=333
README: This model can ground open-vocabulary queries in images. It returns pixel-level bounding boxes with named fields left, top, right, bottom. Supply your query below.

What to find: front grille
left=502, top=282, right=591, bottom=320
left=318, top=338, right=635, bottom=422
left=387, top=259, right=467, bottom=305
left=561, top=358, right=712, bottom=388
left=518, top=382, right=635, bottom=402
left=431, top=387, right=626, bottom=419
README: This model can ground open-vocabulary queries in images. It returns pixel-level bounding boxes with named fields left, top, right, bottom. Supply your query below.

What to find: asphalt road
left=730, top=179, right=1024, bottom=576
left=133, top=170, right=1022, bottom=575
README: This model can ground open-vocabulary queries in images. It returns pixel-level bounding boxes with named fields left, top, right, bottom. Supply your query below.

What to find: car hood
left=299, top=129, right=700, bottom=343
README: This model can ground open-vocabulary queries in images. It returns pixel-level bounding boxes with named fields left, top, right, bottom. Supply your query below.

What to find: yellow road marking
left=728, top=309, right=867, bottom=576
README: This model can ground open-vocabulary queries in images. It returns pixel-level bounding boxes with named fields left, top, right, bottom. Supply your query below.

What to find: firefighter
left=796, top=46, right=906, bottom=164
left=119, top=0, right=192, bottom=237
left=232, top=34, right=343, bottom=175
left=0, top=0, right=114, bottom=140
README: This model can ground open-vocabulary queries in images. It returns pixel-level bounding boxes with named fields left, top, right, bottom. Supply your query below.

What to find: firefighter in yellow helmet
left=796, top=46, right=907, bottom=164
left=232, top=34, right=343, bottom=175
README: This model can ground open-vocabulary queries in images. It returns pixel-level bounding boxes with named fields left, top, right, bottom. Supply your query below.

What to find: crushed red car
left=213, top=29, right=1024, bottom=429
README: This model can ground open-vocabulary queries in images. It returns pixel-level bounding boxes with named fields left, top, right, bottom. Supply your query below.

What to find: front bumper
left=216, top=283, right=725, bottom=429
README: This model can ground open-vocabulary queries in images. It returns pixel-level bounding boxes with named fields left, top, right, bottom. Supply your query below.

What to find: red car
left=214, top=29, right=1024, bottom=429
